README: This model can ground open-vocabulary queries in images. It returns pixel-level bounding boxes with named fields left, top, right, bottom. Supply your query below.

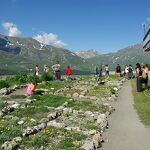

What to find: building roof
left=143, top=28, right=150, bottom=51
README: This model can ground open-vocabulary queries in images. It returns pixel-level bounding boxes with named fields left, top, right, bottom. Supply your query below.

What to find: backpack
left=128, top=67, right=132, bottom=73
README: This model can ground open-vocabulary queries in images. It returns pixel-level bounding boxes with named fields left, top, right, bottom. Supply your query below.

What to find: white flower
left=113, top=87, right=118, bottom=91
left=18, top=120, right=24, bottom=125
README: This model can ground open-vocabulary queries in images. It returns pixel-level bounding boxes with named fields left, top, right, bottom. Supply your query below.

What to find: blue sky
left=0, top=0, right=150, bottom=53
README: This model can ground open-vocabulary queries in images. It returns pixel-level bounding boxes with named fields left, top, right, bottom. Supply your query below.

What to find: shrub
left=41, top=72, right=54, bottom=81
left=0, top=80, right=9, bottom=89
left=16, top=73, right=28, bottom=83
left=27, top=75, right=40, bottom=83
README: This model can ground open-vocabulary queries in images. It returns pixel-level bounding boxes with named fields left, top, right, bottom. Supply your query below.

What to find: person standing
left=128, top=65, right=133, bottom=79
left=142, top=64, right=149, bottom=90
left=124, top=65, right=129, bottom=79
left=52, top=61, right=61, bottom=80
left=34, top=65, right=39, bottom=76
left=105, top=64, right=109, bottom=78
left=136, top=63, right=143, bottom=92
left=44, top=64, right=49, bottom=72
left=66, top=66, right=72, bottom=79
left=96, top=64, right=102, bottom=81
left=115, top=64, right=121, bottom=76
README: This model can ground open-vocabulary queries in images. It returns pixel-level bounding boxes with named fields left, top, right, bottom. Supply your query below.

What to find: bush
left=6, top=73, right=28, bottom=85
left=15, top=73, right=28, bottom=83
left=41, top=72, right=54, bottom=81
left=27, top=75, right=40, bottom=83
left=0, top=80, right=9, bottom=89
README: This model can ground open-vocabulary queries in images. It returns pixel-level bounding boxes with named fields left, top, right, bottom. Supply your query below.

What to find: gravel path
left=101, top=80, right=150, bottom=150
left=10, top=88, right=26, bottom=95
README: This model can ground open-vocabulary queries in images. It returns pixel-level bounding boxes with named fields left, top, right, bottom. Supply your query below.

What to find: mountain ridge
left=0, top=34, right=92, bottom=75
left=75, top=49, right=100, bottom=59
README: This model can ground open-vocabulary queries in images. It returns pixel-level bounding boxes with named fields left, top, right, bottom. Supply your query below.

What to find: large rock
left=0, top=88, right=11, bottom=95
left=47, top=120, right=65, bottom=128
left=92, top=133, right=103, bottom=149
left=2, top=140, right=17, bottom=150
left=82, top=140, right=94, bottom=150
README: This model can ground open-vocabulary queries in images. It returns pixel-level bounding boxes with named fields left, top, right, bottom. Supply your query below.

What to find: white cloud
left=2, top=22, right=21, bottom=37
left=33, top=33, right=67, bottom=48
left=146, top=18, right=150, bottom=21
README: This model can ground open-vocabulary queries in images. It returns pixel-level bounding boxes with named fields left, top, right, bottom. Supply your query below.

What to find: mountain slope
left=0, top=34, right=92, bottom=75
left=87, top=43, right=150, bottom=70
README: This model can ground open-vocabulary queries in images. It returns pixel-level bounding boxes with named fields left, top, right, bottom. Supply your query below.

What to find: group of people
left=136, top=63, right=149, bottom=92
left=34, top=61, right=73, bottom=80
left=25, top=61, right=73, bottom=96
left=26, top=62, right=149, bottom=96
left=115, top=63, right=149, bottom=92
left=96, top=64, right=110, bottom=81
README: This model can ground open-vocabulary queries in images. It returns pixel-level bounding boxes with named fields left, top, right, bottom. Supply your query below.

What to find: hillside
left=0, top=34, right=92, bottom=75
left=87, top=43, right=150, bottom=70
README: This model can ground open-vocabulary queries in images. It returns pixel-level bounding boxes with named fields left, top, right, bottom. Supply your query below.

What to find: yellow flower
left=6, top=127, right=11, bottom=130
left=15, top=137, right=22, bottom=142
left=72, top=141, right=80, bottom=145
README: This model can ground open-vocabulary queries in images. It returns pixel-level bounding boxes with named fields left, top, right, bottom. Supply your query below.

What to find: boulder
left=2, top=140, right=17, bottom=150
left=92, top=133, right=103, bottom=149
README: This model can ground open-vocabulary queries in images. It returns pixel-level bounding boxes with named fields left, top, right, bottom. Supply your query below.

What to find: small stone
left=11, top=104, right=20, bottom=109
left=62, top=102, right=68, bottom=107
left=40, top=118, right=49, bottom=123
left=72, top=92, right=79, bottom=98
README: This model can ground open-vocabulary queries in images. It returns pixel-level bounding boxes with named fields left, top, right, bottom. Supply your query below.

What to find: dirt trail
left=10, top=88, right=26, bottom=96
left=101, top=80, right=150, bottom=150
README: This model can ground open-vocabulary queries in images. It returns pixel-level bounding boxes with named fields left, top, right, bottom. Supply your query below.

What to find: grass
left=11, top=106, right=49, bottom=119
left=0, top=117, right=38, bottom=147
left=37, top=80, right=73, bottom=92
left=86, top=85, right=117, bottom=98
left=27, top=94, right=70, bottom=108
left=19, top=127, right=87, bottom=150
left=0, top=99, right=6, bottom=109
left=10, top=94, right=26, bottom=99
left=131, top=79, right=150, bottom=126
left=107, top=75, right=123, bottom=81
left=83, top=123, right=99, bottom=130
left=68, top=100, right=108, bottom=113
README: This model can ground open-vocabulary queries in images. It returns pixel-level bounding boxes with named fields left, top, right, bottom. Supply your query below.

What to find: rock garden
left=0, top=73, right=125, bottom=150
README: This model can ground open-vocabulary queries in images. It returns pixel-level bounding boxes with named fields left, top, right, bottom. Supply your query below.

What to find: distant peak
left=75, top=49, right=100, bottom=59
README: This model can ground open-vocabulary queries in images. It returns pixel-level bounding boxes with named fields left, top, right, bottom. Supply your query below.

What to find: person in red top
left=66, top=66, right=72, bottom=79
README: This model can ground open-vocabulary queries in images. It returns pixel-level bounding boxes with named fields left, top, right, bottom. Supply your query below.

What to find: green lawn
left=131, top=79, right=150, bottom=126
